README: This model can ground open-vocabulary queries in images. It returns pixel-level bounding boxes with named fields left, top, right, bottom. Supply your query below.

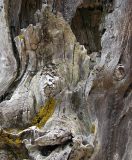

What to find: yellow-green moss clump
left=32, top=97, right=56, bottom=128
left=0, top=131, right=22, bottom=148
left=18, top=34, right=25, bottom=40
left=0, top=130, right=29, bottom=159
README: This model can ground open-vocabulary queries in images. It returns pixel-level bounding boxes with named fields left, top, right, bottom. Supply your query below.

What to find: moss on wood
left=0, top=130, right=29, bottom=159
left=32, top=97, right=56, bottom=128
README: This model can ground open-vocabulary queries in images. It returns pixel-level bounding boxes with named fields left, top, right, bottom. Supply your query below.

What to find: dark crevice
left=101, top=28, right=106, bottom=35
left=10, top=27, right=21, bottom=78
left=0, top=92, right=13, bottom=102
left=71, top=0, right=113, bottom=54
left=40, top=144, right=60, bottom=157
left=19, top=0, right=42, bottom=29
left=71, top=7, right=103, bottom=54
left=123, top=83, right=132, bottom=98
left=39, top=139, right=72, bottom=157
left=9, top=0, right=42, bottom=53
left=9, top=0, right=42, bottom=36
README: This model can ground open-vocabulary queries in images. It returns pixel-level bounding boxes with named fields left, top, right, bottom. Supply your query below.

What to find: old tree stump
left=0, top=0, right=131, bottom=159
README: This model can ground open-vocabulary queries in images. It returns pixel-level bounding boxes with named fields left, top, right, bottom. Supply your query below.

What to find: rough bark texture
left=0, top=0, right=131, bottom=160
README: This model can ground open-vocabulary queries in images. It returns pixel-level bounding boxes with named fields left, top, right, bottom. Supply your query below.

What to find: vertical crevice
left=0, top=0, right=43, bottom=102
left=71, top=0, right=113, bottom=55
left=71, top=6, right=103, bottom=54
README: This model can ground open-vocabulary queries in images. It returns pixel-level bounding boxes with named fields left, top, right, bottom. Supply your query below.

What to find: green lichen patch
left=32, top=97, right=56, bottom=128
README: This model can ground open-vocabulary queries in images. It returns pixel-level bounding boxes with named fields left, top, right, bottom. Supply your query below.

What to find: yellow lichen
left=0, top=131, right=22, bottom=148
left=14, top=138, right=22, bottom=145
left=0, top=130, right=29, bottom=159
left=18, top=34, right=25, bottom=40
left=90, top=123, right=96, bottom=134
left=32, top=97, right=56, bottom=128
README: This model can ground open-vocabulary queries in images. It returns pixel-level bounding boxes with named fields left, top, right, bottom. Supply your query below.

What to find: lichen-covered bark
left=0, top=0, right=131, bottom=160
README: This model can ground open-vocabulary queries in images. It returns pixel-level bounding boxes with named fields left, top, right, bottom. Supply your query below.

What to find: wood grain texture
left=0, top=0, right=131, bottom=159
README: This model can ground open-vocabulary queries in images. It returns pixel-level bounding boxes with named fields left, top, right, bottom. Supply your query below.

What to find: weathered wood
left=0, top=0, right=131, bottom=160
